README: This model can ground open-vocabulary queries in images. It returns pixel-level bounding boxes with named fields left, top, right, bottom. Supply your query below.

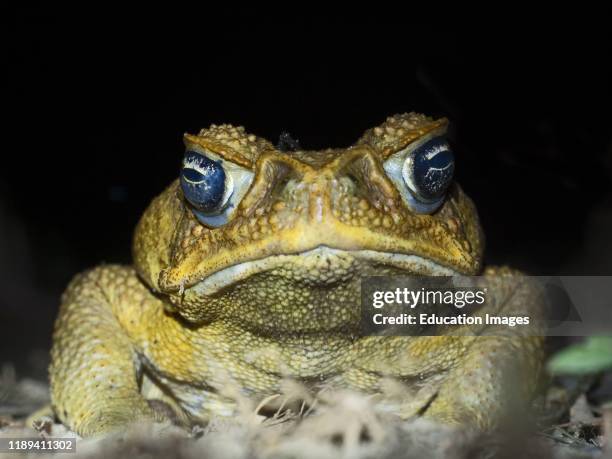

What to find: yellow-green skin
left=50, top=114, right=544, bottom=437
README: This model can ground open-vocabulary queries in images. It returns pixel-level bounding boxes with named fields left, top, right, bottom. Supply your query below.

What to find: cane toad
left=49, top=113, right=544, bottom=436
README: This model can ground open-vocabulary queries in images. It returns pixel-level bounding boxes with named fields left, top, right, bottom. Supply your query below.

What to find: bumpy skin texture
left=50, top=113, right=544, bottom=436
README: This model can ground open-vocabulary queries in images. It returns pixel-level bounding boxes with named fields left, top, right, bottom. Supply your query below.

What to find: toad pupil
left=406, top=138, right=455, bottom=203
left=180, top=151, right=228, bottom=213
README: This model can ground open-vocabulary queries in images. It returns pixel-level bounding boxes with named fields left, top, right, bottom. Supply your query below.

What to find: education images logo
left=360, top=276, right=533, bottom=336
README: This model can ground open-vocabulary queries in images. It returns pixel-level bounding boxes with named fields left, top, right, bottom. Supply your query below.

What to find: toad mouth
left=188, top=246, right=460, bottom=296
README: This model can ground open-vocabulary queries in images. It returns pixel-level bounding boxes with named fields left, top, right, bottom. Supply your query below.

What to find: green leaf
left=547, top=336, right=612, bottom=375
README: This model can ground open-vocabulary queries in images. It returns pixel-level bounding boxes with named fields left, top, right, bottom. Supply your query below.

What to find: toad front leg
left=49, top=265, right=168, bottom=436
left=420, top=268, right=545, bottom=429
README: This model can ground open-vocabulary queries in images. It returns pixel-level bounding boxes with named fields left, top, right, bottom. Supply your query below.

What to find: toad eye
left=382, top=136, right=455, bottom=214
left=402, top=138, right=454, bottom=203
left=180, top=151, right=233, bottom=214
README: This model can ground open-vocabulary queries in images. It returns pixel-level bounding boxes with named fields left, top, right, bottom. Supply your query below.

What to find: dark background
left=2, top=8, right=612, bottom=379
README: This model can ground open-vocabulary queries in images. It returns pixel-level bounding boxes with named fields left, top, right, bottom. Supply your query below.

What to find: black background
left=2, top=7, right=612, bottom=378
